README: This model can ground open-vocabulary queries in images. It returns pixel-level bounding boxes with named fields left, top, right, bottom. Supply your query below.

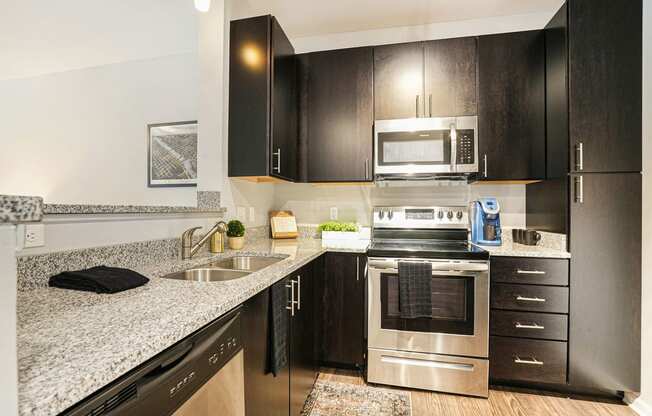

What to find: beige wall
left=274, top=183, right=526, bottom=227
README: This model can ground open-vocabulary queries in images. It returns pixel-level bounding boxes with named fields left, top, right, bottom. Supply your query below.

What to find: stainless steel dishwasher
left=64, top=307, right=244, bottom=416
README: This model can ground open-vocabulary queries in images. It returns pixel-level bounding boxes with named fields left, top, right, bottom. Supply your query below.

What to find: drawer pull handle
left=516, top=269, right=546, bottom=275
left=514, top=356, right=544, bottom=366
left=514, top=322, right=545, bottom=330
left=516, top=296, right=546, bottom=303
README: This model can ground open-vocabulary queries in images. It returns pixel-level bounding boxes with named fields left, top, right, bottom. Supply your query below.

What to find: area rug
left=301, top=380, right=412, bottom=416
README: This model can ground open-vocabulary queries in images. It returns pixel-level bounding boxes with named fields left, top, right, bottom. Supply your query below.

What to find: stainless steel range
left=367, top=206, right=490, bottom=397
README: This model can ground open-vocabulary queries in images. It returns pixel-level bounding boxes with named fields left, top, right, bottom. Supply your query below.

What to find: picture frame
left=147, top=121, right=198, bottom=187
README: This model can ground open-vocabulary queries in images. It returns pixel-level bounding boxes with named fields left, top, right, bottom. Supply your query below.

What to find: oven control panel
left=374, top=206, right=468, bottom=229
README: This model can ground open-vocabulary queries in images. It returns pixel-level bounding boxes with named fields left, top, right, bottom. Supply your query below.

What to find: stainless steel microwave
left=374, top=116, right=478, bottom=180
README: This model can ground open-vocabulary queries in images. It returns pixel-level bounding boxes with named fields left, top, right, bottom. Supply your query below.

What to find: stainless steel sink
left=205, top=256, right=284, bottom=272
left=162, top=268, right=251, bottom=282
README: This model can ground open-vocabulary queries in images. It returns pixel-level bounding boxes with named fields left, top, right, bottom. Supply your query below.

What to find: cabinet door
left=319, top=253, right=366, bottom=367
left=568, top=0, right=642, bottom=173
left=373, top=42, right=424, bottom=120
left=300, top=48, right=374, bottom=182
left=228, top=16, right=271, bottom=177
left=270, top=17, right=298, bottom=181
left=290, top=266, right=317, bottom=416
left=424, top=37, right=477, bottom=117
left=478, top=31, right=545, bottom=180
left=242, top=285, right=289, bottom=416
left=569, top=173, right=641, bottom=391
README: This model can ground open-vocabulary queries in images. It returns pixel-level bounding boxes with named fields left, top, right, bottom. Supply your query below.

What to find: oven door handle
left=368, top=261, right=488, bottom=273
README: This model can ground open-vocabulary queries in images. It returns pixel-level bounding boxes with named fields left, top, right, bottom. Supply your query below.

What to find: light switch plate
left=236, top=206, right=247, bottom=221
left=330, top=207, right=338, bottom=220
left=24, top=224, right=45, bottom=248
left=249, top=207, right=255, bottom=223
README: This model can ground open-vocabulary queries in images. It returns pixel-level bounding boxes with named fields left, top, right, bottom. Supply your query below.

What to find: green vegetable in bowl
left=318, top=221, right=358, bottom=232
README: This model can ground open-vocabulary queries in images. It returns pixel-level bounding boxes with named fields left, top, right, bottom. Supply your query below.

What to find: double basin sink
left=162, top=256, right=284, bottom=282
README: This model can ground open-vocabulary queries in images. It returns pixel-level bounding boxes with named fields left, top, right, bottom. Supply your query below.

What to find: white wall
left=274, top=183, right=526, bottom=227
left=292, top=11, right=555, bottom=53
left=636, top=1, right=652, bottom=414
left=0, top=225, right=17, bottom=416
left=0, top=54, right=200, bottom=206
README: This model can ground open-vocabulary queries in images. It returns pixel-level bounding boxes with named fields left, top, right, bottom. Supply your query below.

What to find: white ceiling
left=236, top=0, right=565, bottom=38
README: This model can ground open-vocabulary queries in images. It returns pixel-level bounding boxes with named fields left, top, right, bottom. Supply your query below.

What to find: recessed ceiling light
left=194, top=0, right=210, bottom=12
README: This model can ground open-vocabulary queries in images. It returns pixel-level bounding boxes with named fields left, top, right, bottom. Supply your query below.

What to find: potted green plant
left=318, top=221, right=359, bottom=241
left=227, top=220, right=246, bottom=250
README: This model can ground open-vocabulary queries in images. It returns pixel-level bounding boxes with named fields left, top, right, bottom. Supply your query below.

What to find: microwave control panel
left=456, top=130, right=475, bottom=165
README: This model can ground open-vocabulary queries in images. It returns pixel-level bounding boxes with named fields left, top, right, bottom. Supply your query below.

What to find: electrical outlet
left=330, top=207, right=338, bottom=220
left=249, top=207, right=255, bottom=223
left=24, top=224, right=45, bottom=248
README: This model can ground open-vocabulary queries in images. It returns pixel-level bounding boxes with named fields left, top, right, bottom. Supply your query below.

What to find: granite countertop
left=477, top=240, right=571, bottom=259
left=17, top=238, right=368, bottom=416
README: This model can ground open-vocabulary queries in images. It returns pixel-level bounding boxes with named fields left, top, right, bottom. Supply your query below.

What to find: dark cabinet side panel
left=568, top=0, right=642, bottom=173
left=373, top=42, right=424, bottom=120
left=424, top=37, right=477, bottom=117
left=300, top=47, right=374, bottom=182
left=228, top=16, right=271, bottom=177
left=478, top=31, right=546, bottom=180
left=242, top=288, right=289, bottom=416
left=270, top=17, right=298, bottom=181
left=290, top=265, right=318, bottom=416
left=569, top=173, right=641, bottom=391
left=318, top=253, right=366, bottom=367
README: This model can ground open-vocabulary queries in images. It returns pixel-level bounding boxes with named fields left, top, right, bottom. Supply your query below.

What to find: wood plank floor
left=317, top=369, right=636, bottom=416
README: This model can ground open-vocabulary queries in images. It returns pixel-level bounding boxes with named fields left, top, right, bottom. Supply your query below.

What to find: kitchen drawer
left=490, top=336, right=567, bottom=384
left=490, top=310, right=568, bottom=341
left=491, top=257, right=568, bottom=286
left=491, top=284, right=569, bottom=313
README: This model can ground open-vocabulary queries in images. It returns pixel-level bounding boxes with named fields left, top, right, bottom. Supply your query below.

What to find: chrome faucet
left=181, top=221, right=228, bottom=260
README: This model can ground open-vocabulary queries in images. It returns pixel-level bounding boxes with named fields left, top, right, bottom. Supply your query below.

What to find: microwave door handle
left=449, top=123, right=457, bottom=172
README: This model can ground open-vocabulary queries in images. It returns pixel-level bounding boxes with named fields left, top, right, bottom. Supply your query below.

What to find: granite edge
left=0, top=195, right=44, bottom=223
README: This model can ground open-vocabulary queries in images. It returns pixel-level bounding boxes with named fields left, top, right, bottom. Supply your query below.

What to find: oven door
left=368, top=258, right=489, bottom=358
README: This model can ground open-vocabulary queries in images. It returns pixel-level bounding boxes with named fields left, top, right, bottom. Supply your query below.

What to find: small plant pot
left=228, top=236, right=245, bottom=250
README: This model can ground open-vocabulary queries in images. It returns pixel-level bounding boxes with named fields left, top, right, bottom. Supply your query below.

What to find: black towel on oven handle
left=398, top=261, right=433, bottom=319
left=267, top=280, right=289, bottom=376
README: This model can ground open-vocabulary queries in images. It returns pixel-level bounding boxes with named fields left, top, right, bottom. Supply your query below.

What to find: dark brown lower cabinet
left=490, top=337, right=567, bottom=384
left=243, top=264, right=318, bottom=416
left=569, top=173, right=642, bottom=392
left=318, top=252, right=366, bottom=368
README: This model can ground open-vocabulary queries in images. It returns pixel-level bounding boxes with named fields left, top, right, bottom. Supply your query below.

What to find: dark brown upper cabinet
left=478, top=30, right=546, bottom=181
left=298, top=47, right=374, bottom=182
left=373, top=37, right=477, bottom=120
left=228, top=15, right=298, bottom=182
left=568, top=0, right=642, bottom=173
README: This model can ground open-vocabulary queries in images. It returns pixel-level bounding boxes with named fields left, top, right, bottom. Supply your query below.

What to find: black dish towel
left=398, top=261, right=433, bottom=319
left=267, top=281, right=289, bottom=376
left=49, top=266, right=149, bottom=294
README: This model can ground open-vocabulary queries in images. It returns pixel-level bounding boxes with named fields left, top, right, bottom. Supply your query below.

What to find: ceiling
left=235, top=0, right=565, bottom=38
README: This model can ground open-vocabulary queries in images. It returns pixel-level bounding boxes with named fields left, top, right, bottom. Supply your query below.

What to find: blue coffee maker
left=470, top=198, right=502, bottom=246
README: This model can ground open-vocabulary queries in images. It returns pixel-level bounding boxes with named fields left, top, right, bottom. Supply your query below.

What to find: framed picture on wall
left=147, top=121, right=198, bottom=187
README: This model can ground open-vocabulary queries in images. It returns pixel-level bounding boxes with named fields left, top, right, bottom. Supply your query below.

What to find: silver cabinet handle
left=515, top=322, right=545, bottom=330
left=516, top=295, right=546, bottom=303
left=483, top=154, right=488, bottom=178
left=514, top=356, right=544, bottom=366
left=296, top=275, right=301, bottom=311
left=574, top=176, right=584, bottom=204
left=356, top=256, right=360, bottom=281
left=285, top=281, right=295, bottom=316
left=416, top=95, right=420, bottom=118
left=429, top=94, right=433, bottom=117
left=516, top=269, right=546, bottom=275
left=273, top=148, right=281, bottom=173
left=364, top=159, right=369, bottom=180
left=575, top=142, right=584, bottom=171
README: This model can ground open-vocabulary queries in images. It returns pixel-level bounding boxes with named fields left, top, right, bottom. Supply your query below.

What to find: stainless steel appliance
left=367, top=206, right=490, bottom=397
left=64, top=308, right=245, bottom=416
left=374, top=117, right=478, bottom=180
